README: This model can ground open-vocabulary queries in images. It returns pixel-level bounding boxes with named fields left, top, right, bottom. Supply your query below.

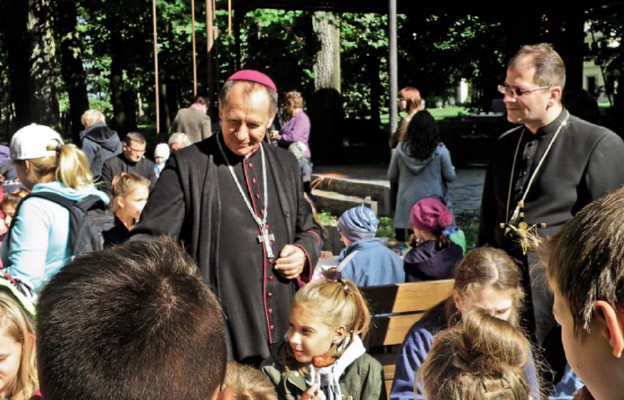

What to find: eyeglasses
left=126, top=146, right=146, bottom=154
left=497, top=84, right=550, bottom=98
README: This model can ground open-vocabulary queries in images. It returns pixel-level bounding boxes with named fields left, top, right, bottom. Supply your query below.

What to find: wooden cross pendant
left=258, top=226, right=276, bottom=258
left=499, top=201, right=546, bottom=255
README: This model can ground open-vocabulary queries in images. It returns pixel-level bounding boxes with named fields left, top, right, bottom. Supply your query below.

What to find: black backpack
left=10, top=191, right=115, bottom=257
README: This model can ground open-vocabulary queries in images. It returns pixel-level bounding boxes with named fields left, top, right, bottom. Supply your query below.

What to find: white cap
left=288, top=141, right=308, bottom=159
left=10, top=123, right=63, bottom=160
left=154, top=143, right=170, bottom=160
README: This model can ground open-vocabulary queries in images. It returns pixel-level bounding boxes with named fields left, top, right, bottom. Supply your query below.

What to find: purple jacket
left=403, top=240, right=463, bottom=282
left=277, top=110, right=311, bottom=158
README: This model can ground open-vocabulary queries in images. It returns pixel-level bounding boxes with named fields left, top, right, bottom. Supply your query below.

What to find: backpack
left=11, top=191, right=115, bottom=257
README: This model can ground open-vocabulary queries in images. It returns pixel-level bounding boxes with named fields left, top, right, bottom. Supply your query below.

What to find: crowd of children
left=0, top=90, right=620, bottom=399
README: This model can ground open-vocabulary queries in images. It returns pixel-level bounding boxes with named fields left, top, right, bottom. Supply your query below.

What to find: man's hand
left=274, top=244, right=306, bottom=280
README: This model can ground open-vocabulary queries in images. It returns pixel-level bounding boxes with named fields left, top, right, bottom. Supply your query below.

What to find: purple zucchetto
left=226, top=69, right=277, bottom=93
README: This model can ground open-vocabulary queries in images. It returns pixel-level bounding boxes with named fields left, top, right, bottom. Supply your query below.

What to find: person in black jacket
left=99, top=131, right=156, bottom=200
left=478, top=42, right=624, bottom=395
left=79, top=109, right=122, bottom=180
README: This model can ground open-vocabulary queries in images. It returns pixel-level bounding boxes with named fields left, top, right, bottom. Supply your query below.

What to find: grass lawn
left=380, top=106, right=469, bottom=125
left=428, top=106, right=470, bottom=120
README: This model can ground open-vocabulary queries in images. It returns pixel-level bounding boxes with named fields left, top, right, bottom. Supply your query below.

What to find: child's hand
left=319, top=250, right=333, bottom=259
left=301, top=384, right=326, bottom=400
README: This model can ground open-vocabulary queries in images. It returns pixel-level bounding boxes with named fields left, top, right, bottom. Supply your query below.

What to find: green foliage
left=4, top=2, right=619, bottom=138
left=316, top=210, right=337, bottom=226
left=587, top=4, right=624, bottom=102
left=227, top=10, right=316, bottom=95
left=340, top=13, right=391, bottom=119
left=376, top=217, right=394, bottom=239
left=455, top=212, right=480, bottom=251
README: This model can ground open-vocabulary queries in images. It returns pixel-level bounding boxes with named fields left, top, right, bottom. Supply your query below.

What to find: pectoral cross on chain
left=500, top=200, right=546, bottom=255
left=258, top=226, right=275, bottom=258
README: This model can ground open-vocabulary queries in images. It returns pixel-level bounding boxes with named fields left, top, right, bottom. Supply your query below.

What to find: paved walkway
left=313, top=163, right=486, bottom=215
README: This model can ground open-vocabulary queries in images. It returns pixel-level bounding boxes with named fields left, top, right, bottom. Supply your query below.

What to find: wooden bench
left=361, top=279, right=455, bottom=397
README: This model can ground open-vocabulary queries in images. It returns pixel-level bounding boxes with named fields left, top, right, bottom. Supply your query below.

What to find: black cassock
left=478, top=110, right=624, bottom=381
left=132, top=134, right=323, bottom=362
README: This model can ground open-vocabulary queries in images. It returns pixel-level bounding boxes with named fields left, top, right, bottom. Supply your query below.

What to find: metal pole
left=207, top=0, right=214, bottom=95
left=388, top=0, right=398, bottom=137
left=192, top=0, right=197, bottom=96
left=228, top=0, right=232, bottom=37
left=152, top=0, right=160, bottom=134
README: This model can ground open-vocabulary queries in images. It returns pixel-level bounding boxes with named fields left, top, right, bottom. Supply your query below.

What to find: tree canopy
left=0, top=1, right=622, bottom=145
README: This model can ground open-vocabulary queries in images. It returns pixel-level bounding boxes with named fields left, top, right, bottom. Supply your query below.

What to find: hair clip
left=337, top=278, right=349, bottom=292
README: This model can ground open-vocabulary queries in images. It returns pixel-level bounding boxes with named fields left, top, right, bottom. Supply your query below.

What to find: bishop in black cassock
left=132, top=70, right=323, bottom=364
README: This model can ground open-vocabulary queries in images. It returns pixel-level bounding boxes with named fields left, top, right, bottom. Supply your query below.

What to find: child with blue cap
left=332, top=205, right=405, bottom=287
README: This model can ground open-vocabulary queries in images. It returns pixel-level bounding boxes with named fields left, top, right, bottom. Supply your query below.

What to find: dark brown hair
left=37, top=236, right=228, bottom=400
left=404, top=110, right=441, bottom=160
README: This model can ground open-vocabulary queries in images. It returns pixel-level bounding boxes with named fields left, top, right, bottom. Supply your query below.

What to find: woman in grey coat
left=387, top=110, right=456, bottom=244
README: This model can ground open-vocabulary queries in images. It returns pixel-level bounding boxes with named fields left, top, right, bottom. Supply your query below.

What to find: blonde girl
left=0, top=290, right=38, bottom=400
left=261, top=278, right=385, bottom=400
left=104, top=173, right=150, bottom=246
left=420, top=308, right=531, bottom=400
left=390, top=246, right=542, bottom=399
left=1, top=124, right=109, bottom=293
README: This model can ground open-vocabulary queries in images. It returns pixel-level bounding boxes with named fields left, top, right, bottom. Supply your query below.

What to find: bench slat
left=368, top=313, right=426, bottom=347
left=363, top=279, right=454, bottom=314
left=362, top=279, right=455, bottom=398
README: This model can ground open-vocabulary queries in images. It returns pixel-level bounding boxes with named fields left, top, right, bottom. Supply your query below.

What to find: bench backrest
left=363, top=279, right=454, bottom=347
left=361, top=279, right=455, bottom=397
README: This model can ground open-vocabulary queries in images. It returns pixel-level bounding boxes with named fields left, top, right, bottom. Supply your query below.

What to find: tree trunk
left=1, top=1, right=31, bottom=131
left=29, top=0, right=60, bottom=129
left=312, top=11, right=340, bottom=92
left=108, top=15, right=137, bottom=136
left=368, top=49, right=382, bottom=128
left=547, top=3, right=585, bottom=91
left=309, top=11, right=343, bottom=163
left=55, top=0, right=89, bottom=143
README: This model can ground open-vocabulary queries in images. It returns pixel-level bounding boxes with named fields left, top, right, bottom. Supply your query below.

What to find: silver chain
left=216, top=133, right=269, bottom=230
left=505, top=110, right=569, bottom=226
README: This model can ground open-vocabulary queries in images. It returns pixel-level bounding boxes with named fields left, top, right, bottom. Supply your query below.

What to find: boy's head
left=122, top=131, right=147, bottom=162
left=224, top=361, right=277, bottom=400
left=534, top=187, right=624, bottom=399
left=36, top=235, right=232, bottom=400
left=337, top=205, right=378, bottom=245
left=410, top=197, right=452, bottom=235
